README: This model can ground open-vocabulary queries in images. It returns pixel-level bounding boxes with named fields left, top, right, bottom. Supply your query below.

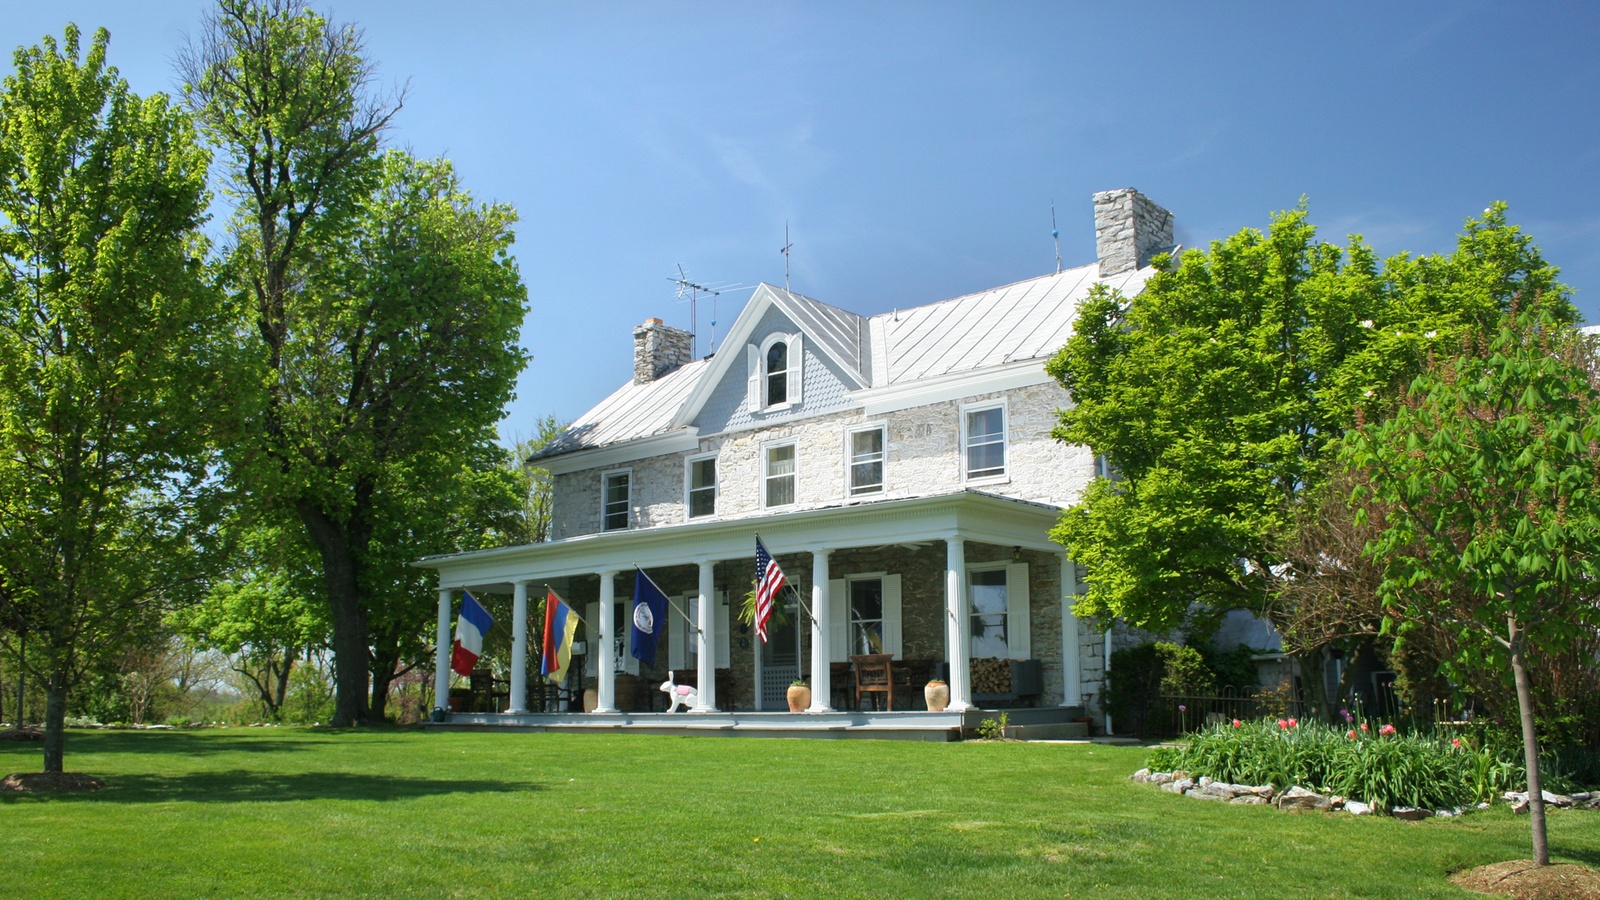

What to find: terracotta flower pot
left=786, top=683, right=811, bottom=712
left=924, top=681, right=950, bottom=712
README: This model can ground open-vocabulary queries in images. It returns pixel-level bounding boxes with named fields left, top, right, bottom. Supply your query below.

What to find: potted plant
left=924, top=678, right=949, bottom=712
left=786, top=679, right=811, bottom=712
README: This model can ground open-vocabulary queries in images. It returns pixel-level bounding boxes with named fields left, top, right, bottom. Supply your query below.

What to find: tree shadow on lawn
left=1, top=769, right=543, bottom=804
left=15, top=730, right=417, bottom=757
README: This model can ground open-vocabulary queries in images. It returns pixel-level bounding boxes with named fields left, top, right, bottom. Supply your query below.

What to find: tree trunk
left=369, top=662, right=394, bottom=722
left=42, top=666, right=69, bottom=774
left=1508, top=614, right=1549, bottom=866
left=298, top=500, right=371, bottom=727
left=272, top=653, right=292, bottom=719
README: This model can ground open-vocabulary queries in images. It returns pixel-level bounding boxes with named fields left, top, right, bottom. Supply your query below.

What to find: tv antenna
left=780, top=221, right=794, bottom=291
left=670, top=266, right=745, bottom=356
left=1051, top=201, right=1062, bottom=275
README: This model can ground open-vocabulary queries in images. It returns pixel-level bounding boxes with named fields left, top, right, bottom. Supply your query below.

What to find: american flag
left=754, top=536, right=786, bottom=644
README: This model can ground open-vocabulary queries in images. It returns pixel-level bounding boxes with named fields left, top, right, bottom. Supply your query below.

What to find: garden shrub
left=1107, top=642, right=1220, bottom=736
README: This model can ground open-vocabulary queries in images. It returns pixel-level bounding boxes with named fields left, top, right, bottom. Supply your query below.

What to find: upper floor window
left=962, top=402, right=1006, bottom=480
left=748, top=332, right=803, bottom=410
left=602, top=470, right=631, bottom=531
left=848, top=425, right=885, bottom=496
left=765, top=342, right=788, bottom=405
left=765, top=442, right=796, bottom=507
left=687, top=455, right=717, bottom=519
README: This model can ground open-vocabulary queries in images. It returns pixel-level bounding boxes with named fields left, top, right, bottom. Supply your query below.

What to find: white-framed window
left=961, top=400, right=1007, bottom=481
left=764, top=441, right=797, bottom=507
left=829, top=573, right=902, bottom=661
left=968, top=561, right=1031, bottom=659
left=748, top=332, right=804, bottom=410
left=686, top=453, right=717, bottom=519
left=848, top=577, right=885, bottom=655
left=846, top=423, right=886, bottom=496
left=601, top=468, right=631, bottom=531
left=765, top=341, right=789, bottom=405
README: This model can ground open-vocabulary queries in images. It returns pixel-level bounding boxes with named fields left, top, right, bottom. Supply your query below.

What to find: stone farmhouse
left=418, top=188, right=1176, bottom=737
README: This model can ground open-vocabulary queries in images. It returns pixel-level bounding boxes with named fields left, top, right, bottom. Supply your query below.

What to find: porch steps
left=1004, top=721, right=1089, bottom=741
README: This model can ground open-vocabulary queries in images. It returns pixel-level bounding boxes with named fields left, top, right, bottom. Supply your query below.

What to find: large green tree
left=0, top=26, right=224, bottom=771
left=1343, top=299, right=1600, bottom=866
left=185, top=0, right=529, bottom=727
left=1046, top=203, right=1564, bottom=634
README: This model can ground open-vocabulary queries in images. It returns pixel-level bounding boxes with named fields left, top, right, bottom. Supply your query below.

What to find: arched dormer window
left=765, top=341, right=788, bottom=405
left=747, top=332, right=804, bottom=411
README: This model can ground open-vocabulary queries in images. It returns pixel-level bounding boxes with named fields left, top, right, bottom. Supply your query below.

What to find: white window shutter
left=669, top=594, right=689, bottom=671
left=716, top=590, right=730, bottom=668
left=592, top=601, right=639, bottom=676
left=746, top=344, right=760, bottom=409
left=1005, top=563, right=1031, bottom=659
left=829, top=578, right=848, bottom=661
left=883, top=574, right=903, bottom=658
left=585, top=602, right=602, bottom=675
left=788, top=333, right=804, bottom=404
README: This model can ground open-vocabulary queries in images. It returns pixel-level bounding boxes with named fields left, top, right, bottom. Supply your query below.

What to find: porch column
left=693, top=560, right=717, bottom=712
left=508, top=580, right=531, bottom=713
left=1059, top=555, right=1082, bottom=708
left=433, top=587, right=453, bottom=715
left=808, top=548, right=833, bottom=712
left=594, top=570, right=618, bottom=713
left=945, top=536, right=973, bottom=712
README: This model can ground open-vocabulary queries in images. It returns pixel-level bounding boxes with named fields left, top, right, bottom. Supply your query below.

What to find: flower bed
left=1138, top=716, right=1545, bottom=817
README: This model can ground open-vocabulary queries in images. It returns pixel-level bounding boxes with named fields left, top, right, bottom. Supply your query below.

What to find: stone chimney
left=632, top=317, right=693, bottom=384
left=1093, top=188, right=1175, bottom=278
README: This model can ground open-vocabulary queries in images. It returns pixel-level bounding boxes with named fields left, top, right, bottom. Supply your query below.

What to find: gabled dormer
left=674, top=283, right=870, bottom=435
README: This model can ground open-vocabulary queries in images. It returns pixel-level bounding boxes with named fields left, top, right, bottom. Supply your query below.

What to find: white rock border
left=1132, top=769, right=1600, bottom=817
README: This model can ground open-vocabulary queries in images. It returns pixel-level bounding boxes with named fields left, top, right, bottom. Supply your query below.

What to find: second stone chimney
left=1093, top=188, right=1175, bottom=277
left=632, top=317, right=693, bottom=384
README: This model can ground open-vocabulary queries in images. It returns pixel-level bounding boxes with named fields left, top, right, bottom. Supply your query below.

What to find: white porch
left=415, top=489, right=1094, bottom=732
left=429, top=706, right=1089, bottom=742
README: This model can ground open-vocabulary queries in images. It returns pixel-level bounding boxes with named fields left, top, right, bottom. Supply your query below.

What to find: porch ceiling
left=414, top=489, right=1067, bottom=593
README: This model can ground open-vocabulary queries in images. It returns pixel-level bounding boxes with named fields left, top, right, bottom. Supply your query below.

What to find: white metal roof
left=536, top=261, right=1156, bottom=459
left=871, top=262, right=1151, bottom=385
left=534, top=357, right=709, bottom=459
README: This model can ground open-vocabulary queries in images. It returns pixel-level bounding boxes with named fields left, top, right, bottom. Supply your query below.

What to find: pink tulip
left=1379, top=723, right=1396, bottom=736
left=1347, top=729, right=1357, bottom=739
left=1451, top=738, right=1462, bottom=747
left=1276, top=718, right=1288, bottom=729
left=1359, top=722, right=1370, bottom=732
left=1287, top=718, right=1298, bottom=728
left=1231, top=719, right=1242, bottom=728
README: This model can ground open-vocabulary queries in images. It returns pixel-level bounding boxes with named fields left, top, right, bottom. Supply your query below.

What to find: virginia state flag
left=630, top=568, right=670, bottom=668
left=451, top=591, right=493, bottom=677
left=541, top=588, right=580, bottom=685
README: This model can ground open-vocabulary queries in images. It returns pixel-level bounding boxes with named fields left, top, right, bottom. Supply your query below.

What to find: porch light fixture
left=1011, top=546, right=1022, bottom=562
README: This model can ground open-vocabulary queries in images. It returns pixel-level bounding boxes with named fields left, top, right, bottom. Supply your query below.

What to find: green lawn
left=3, top=728, right=1597, bottom=898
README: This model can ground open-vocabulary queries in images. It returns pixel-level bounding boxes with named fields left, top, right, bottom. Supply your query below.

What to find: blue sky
left=8, top=2, right=1599, bottom=437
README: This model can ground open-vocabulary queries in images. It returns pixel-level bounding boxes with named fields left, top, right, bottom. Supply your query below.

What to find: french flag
left=450, top=591, right=493, bottom=677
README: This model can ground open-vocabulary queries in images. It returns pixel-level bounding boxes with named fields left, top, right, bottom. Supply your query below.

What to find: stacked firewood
left=970, top=657, right=1012, bottom=694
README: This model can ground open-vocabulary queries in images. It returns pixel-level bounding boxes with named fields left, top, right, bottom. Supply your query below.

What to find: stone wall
left=550, top=380, right=1097, bottom=536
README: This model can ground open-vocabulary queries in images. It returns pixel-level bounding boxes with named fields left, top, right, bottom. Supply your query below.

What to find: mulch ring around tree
left=0, top=772, right=107, bottom=793
left=1451, top=860, right=1600, bottom=899
left=0, top=726, right=43, bottom=742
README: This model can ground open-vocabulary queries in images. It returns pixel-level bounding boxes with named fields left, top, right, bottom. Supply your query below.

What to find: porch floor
left=425, top=705, right=1090, bottom=742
